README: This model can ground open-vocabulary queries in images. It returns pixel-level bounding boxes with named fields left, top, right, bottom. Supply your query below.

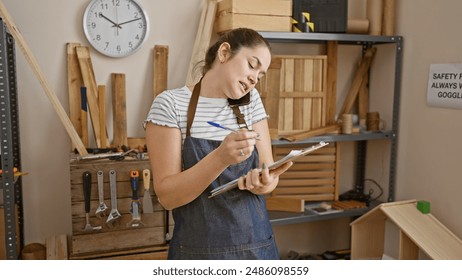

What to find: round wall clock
left=83, top=0, right=150, bottom=58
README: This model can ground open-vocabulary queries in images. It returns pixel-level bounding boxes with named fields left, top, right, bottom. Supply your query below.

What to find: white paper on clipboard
left=209, top=141, right=329, bottom=198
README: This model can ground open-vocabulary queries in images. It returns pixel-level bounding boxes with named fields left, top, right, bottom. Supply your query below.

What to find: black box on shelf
left=292, top=0, right=348, bottom=33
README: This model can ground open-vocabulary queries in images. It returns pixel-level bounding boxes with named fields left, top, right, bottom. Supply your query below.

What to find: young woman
left=144, top=28, right=292, bottom=259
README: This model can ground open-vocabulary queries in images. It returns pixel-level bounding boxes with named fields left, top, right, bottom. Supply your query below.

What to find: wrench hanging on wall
left=106, top=169, right=121, bottom=227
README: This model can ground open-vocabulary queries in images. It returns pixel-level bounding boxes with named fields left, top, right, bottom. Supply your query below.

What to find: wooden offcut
left=111, top=73, right=128, bottom=148
left=98, top=85, right=108, bottom=148
left=67, top=43, right=84, bottom=149
left=326, top=41, right=338, bottom=124
left=186, top=0, right=217, bottom=86
left=266, top=197, right=305, bottom=213
left=338, top=48, right=376, bottom=116
left=45, top=234, right=68, bottom=260
left=358, top=71, right=369, bottom=126
left=257, top=55, right=328, bottom=140
left=76, top=46, right=102, bottom=148
left=280, top=124, right=340, bottom=142
left=153, top=45, right=169, bottom=98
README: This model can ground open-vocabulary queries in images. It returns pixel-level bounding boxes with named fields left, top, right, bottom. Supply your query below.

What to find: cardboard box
left=215, top=0, right=292, bottom=33
left=293, top=0, right=348, bottom=33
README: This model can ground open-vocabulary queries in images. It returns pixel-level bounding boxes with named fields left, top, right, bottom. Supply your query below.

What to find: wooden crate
left=215, top=0, right=292, bottom=33
left=268, top=143, right=339, bottom=203
left=257, top=55, right=328, bottom=140
left=69, top=158, right=169, bottom=259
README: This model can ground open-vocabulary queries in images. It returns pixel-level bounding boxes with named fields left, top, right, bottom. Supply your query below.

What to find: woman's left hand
left=237, top=161, right=293, bottom=194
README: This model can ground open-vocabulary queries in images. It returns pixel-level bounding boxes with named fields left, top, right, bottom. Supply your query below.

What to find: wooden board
left=257, top=55, right=328, bottom=140
left=69, top=245, right=168, bottom=260
left=98, top=85, right=108, bottom=148
left=76, top=46, right=102, bottom=148
left=111, top=73, right=128, bottom=148
left=338, top=47, right=376, bottom=116
left=269, top=143, right=339, bottom=202
left=153, top=45, right=169, bottom=98
left=186, top=0, right=217, bottom=86
left=266, top=196, right=304, bottom=213
left=45, top=234, right=68, bottom=260
left=66, top=43, right=84, bottom=149
left=326, top=41, right=338, bottom=124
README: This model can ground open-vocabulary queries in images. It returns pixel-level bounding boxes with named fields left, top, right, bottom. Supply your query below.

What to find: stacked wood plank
left=268, top=143, right=339, bottom=205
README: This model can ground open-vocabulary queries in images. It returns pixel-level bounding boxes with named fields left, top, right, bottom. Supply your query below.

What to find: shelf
left=272, top=130, right=395, bottom=146
left=269, top=201, right=381, bottom=226
left=259, top=31, right=403, bottom=45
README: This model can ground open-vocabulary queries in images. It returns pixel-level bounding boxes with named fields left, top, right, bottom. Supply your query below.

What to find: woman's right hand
left=215, top=129, right=260, bottom=165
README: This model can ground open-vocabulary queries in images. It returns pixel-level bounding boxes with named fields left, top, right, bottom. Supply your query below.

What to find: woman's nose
left=248, top=75, right=256, bottom=85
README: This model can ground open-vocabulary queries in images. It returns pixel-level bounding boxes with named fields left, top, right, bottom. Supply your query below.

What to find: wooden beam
left=338, top=47, right=376, bottom=116
left=186, top=0, right=217, bottom=86
left=76, top=46, right=102, bottom=148
left=67, top=43, right=84, bottom=150
left=112, top=73, right=127, bottom=148
left=326, top=41, right=338, bottom=124
left=153, top=45, right=169, bottom=99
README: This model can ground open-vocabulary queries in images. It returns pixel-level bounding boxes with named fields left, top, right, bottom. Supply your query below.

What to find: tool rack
left=0, top=18, right=23, bottom=260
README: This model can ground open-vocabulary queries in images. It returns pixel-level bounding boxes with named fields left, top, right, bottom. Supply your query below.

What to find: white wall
left=2, top=0, right=462, bottom=253
left=2, top=0, right=203, bottom=243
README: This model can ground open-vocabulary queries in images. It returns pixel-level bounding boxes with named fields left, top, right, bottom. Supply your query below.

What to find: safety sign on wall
left=427, top=63, right=462, bottom=109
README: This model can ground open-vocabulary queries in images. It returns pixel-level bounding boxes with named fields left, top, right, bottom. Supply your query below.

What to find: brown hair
left=196, top=28, right=271, bottom=77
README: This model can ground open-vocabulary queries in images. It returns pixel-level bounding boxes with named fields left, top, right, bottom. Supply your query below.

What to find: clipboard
left=209, top=141, right=329, bottom=198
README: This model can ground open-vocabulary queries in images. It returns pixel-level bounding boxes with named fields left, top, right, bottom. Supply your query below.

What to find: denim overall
left=167, top=81, right=279, bottom=260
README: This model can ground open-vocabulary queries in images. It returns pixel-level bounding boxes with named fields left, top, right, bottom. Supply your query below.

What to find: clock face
left=83, top=0, right=149, bottom=57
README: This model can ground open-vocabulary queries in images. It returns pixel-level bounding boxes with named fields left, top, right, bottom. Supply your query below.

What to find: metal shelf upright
left=0, top=18, right=23, bottom=260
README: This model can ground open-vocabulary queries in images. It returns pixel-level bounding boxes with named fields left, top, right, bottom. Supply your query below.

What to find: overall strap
left=186, top=78, right=250, bottom=137
left=186, top=79, right=201, bottom=137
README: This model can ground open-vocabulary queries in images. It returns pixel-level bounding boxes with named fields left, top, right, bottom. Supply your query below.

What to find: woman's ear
left=218, top=42, right=231, bottom=63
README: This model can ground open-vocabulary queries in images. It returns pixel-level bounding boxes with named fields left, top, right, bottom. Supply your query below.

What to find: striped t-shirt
left=144, top=86, right=268, bottom=142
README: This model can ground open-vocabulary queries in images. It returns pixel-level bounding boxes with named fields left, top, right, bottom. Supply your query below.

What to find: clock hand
left=99, top=12, right=121, bottom=29
left=118, top=17, right=142, bottom=26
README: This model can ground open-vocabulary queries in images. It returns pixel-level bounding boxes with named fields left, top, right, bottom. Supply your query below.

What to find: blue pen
left=207, top=121, right=238, bottom=132
left=207, top=121, right=260, bottom=140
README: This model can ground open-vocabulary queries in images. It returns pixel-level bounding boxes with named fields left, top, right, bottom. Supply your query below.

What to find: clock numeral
left=91, top=22, right=97, bottom=29
left=112, top=0, right=121, bottom=7
left=96, top=35, right=102, bottom=41
left=99, top=3, right=109, bottom=10
left=128, top=41, right=134, bottom=49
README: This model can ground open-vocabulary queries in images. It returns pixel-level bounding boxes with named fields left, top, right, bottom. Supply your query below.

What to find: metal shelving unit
left=0, top=18, right=23, bottom=260
left=261, top=31, right=403, bottom=225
